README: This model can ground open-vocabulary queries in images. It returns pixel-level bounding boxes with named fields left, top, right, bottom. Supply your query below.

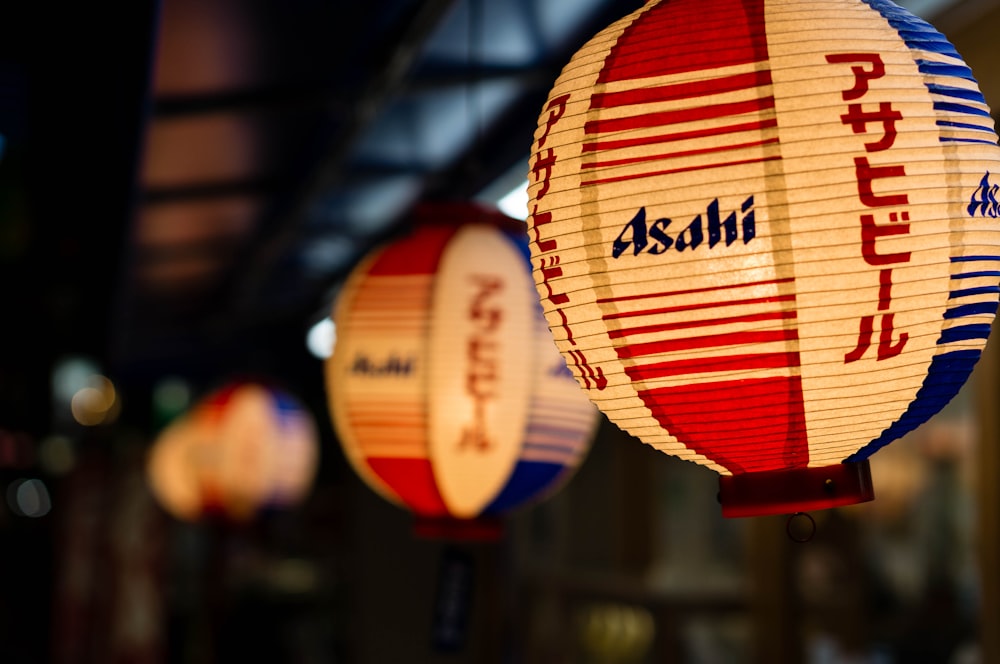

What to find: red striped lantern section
left=146, top=382, right=319, bottom=522
left=527, top=0, right=1000, bottom=517
left=325, top=203, right=598, bottom=537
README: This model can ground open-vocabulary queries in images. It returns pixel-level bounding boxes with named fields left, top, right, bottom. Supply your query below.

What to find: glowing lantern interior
left=326, top=205, right=599, bottom=533
left=526, top=0, right=1000, bottom=516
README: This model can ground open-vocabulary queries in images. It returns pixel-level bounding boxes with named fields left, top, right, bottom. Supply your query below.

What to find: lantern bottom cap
left=412, top=515, right=505, bottom=542
left=717, top=460, right=874, bottom=518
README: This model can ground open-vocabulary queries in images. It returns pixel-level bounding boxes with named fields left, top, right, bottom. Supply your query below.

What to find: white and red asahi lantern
left=527, top=0, right=1000, bottom=516
left=326, top=202, right=598, bottom=537
left=146, top=382, right=319, bottom=522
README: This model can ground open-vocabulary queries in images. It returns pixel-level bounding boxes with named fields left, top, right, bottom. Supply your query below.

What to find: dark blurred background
left=1, top=0, right=999, bottom=662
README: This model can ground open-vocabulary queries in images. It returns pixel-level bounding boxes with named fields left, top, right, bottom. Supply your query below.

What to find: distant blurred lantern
left=146, top=382, right=319, bottom=522
left=326, top=202, right=599, bottom=538
left=527, top=0, right=1000, bottom=517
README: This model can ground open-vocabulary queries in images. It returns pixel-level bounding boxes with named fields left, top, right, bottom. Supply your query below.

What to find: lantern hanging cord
left=785, top=512, right=816, bottom=543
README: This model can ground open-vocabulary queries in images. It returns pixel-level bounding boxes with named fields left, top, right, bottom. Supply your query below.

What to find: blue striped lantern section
left=484, top=312, right=599, bottom=514
left=326, top=203, right=598, bottom=539
left=526, top=0, right=1000, bottom=517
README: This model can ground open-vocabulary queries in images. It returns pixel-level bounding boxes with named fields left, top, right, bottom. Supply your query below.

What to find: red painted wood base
left=718, top=460, right=874, bottom=518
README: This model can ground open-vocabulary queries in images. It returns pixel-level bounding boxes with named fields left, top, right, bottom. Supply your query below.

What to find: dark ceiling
left=0, top=0, right=648, bottom=433
left=0, top=0, right=982, bottom=435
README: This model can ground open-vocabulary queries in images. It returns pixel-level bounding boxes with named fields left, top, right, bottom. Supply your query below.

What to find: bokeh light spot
left=70, top=375, right=120, bottom=426
left=7, top=479, right=52, bottom=518
left=38, top=435, right=76, bottom=476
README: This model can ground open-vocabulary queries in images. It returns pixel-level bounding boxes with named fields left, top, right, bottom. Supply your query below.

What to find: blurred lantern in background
left=146, top=381, right=319, bottom=523
left=51, top=357, right=121, bottom=428
left=326, top=202, right=599, bottom=538
left=526, top=0, right=1000, bottom=517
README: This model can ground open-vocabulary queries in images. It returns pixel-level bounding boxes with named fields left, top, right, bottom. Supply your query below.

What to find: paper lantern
left=526, top=0, right=1000, bottom=517
left=146, top=382, right=319, bottom=522
left=325, top=202, right=598, bottom=537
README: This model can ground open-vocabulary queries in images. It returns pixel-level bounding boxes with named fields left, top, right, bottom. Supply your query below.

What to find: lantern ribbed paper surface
left=326, top=203, right=598, bottom=536
left=146, top=382, right=319, bottom=522
left=527, top=0, right=1000, bottom=516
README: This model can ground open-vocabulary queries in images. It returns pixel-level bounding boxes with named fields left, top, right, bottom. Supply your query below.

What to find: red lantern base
left=717, top=460, right=874, bottom=518
left=412, top=516, right=505, bottom=542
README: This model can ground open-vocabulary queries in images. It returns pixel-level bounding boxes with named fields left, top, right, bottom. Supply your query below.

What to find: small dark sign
left=430, top=546, right=475, bottom=653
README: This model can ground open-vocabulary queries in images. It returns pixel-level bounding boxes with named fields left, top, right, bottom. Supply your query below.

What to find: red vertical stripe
left=584, top=96, right=776, bottom=135
left=581, top=154, right=781, bottom=187
left=367, top=457, right=450, bottom=517
left=598, top=0, right=768, bottom=83
left=590, top=70, right=773, bottom=110
left=625, top=351, right=801, bottom=381
left=615, top=328, right=797, bottom=360
left=609, top=309, right=796, bottom=339
left=581, top=118, right=778, bottom=154
left=638, top=375, right=809, bottom=473
left=368, top=224, right=457, bottom=276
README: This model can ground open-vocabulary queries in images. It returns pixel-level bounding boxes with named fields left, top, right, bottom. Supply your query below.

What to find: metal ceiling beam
left=425, top=0, right=648, bottom=201
left=223, top=0, right=461, bottom=314
left=401, top=63, right=557, bottom=95
left=149, top=62, right=549, bottom=118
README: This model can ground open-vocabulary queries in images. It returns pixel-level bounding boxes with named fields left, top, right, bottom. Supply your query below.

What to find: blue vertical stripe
left=933, top=101, right=992, bottom=118
left=926, top=83, right=987, bottom=104
left=937, top=120, right=996, bottom=134
left=953, top=255, right=1000, bottom=262
left=938, top=324, right=994, bottom=344
left=849, top=0, right=998, bottom=465
left=949, top=285, right=1000, bottom=299
left=847, top=349, right=982, bottom=461
left=940, top=137, right=999, bottom=145
left=862, top=0, right=961, bottom=57
left=485, top=461, right=566, bottom=514
left=863, top=0, right=994, bottom=149
left=944, top=302, right=999, bottom=318
left=917, top=59, right=975, bottom=81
